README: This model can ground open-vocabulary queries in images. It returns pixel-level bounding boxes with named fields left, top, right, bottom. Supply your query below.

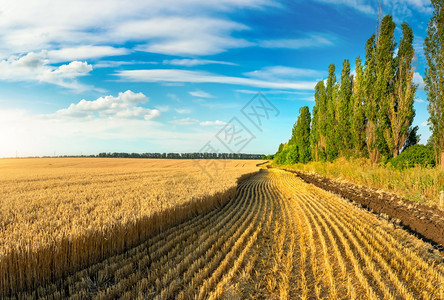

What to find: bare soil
left=283, top=168, right=444, bottom=251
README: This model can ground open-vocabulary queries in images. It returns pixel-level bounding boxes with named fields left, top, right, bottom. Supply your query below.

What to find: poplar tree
left=351, top=56, right=367, bottom=157
left=326, top=64, right=338, bottom=161
left=424, top=0, right=444, bottom=166
left=311, top=80, right=327, bottom=161
left=390, top=23, right=416, bottom=157
left=337, top=59, right=352, bottom=156
left=364, top=34, right=379, bottom=163
left=375, top=15, right=396, bottom=161
left=295, top=106, right=312, bottom=163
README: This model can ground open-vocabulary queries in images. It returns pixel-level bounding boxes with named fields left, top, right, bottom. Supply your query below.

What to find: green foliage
left=311, top=81, right=327, bottom=161
left=375, top=15, right=396, bottom=160
left=390, top=145, right=436, bottom=169
left=326, top=64, right=338, bottom=161
left=350, top=56, right=367, bottom=157
left=276, top=106, right=311, bottom=165
left=404, top=126, right=420, bottom=150
left=274, top=144, right=298, bottom=165
left=295, top=106, right=312, bottom=163
left=337, top=59, right=353, bottom=157
left=285, top=144, right=299, bottom=164
left=275, top=14, right=431, bottom=169
left=390, top=22, right=416, bottom=158
left=424, top=0, right=444, bottom=164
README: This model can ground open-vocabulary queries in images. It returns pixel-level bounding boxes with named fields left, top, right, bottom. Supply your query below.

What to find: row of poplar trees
left=280, top=3, right=444, bottom=166
left=311, top=14, right=417, bottom=164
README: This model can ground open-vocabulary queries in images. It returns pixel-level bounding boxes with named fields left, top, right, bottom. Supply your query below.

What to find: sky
left=0, top=0, right=435, bottom=157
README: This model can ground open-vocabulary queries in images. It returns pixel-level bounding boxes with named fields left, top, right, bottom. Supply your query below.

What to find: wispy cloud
left=244, top=66, right=324, bottom=80
left=117, top=69, right=317, bottom=90
left=189, top=90, right=214, bottom=98
left=155, top=105, right=170, bottom=112
left=163, top=59, right=237, bottom=67
left=313, top=0, right=432, bottom=18
left=175, top=108, right=192, bottom=114
left=259, top=33, right=334, bottom=49
left=199, top=120, right=227, bottom=126
left=313, top=0, right=375, bottom=14
left=235, top=89, right=309, bottom=95
left=47, top=46, right=130, bottom=63
left=0, top=1, right=275, bottom=59
left=169, top=118, right=199, bottom=125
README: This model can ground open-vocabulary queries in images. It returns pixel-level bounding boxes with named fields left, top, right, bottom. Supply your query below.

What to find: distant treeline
left=54, top=152, right=264, bottom=159
left=275, top=8, right=444, bottom=167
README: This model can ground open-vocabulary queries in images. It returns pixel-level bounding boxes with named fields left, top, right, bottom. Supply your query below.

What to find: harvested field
left=0, top=158, right=260, bottom=297
left=287, top=169, right=444, bottom=250
left=8, top=168, right=444, bottom=299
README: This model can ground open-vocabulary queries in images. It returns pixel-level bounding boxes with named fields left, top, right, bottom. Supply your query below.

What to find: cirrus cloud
left=116, top=69, right=317, bottom=90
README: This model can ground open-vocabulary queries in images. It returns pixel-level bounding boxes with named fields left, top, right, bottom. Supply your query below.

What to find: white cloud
left=420, top=121, right=428, bottom=127
left=120, top=17, right=253, bottom=56
left=117, top=69, right=317, bottom=90
left=235, top=89, right=308, bottom=95
left=313, top=0, right=375, bottom=14
left=47, top=46, right=130, bottom=63
left=167, top=93, right=181, bottom=102
left=163, top=59, right=237, bottom=67
left=414, top=98, right=425, bottom=103
left=189, top=90, right=214, bottom=98
left=169, top=118, right=199, bottom=125
left=155, top=105, right=170, bottom=112
left=313, top=0, right=432, bottom=17
left=244, top=66, right=324, bottom=80
left=199, top=120, right=227, bottom=126
left=413, top=72, right=425, bottom=90
left=0, top=1, right=276, bottom=58
left=260, top=34, right=334, bottom=49
left=0, top=52, right=93, bottom=91
left=51, top=90, right=161, bottom=120
left=175, top=108, right=192, bottom=114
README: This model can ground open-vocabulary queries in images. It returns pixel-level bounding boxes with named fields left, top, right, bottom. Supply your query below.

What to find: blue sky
left=0, top=0, right=434, bottom=157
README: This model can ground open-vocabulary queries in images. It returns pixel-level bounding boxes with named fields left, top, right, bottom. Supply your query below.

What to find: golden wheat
left=2, top=162, right=443, bottom=299
left=0, top=158, right=260, bottom=296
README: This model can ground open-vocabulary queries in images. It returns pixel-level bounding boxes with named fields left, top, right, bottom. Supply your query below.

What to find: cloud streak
left=0, top=1, right=275, bottom=58
left=259, top=33, right=334, bottom=49
left=116, top=69, right=317, bottom=90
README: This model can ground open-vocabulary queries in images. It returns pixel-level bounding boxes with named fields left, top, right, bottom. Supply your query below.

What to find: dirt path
left=12, top=169, right=444, bottom=299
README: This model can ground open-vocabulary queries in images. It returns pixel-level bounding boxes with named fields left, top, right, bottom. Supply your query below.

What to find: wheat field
left=0, top=158, right=260, bottom=297
left=3, top=163, right=443, bottom=299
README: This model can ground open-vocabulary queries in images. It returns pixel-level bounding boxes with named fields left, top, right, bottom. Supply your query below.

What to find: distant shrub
left=390, top=144, right=435, bottom=169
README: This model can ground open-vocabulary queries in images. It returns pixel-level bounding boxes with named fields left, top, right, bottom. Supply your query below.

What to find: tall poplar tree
left=364, top=34, right=379, bottom=163
left=295, top=106, right=312, bottom=163
left=311, top=80, right=327, bottom=161
left=337, top=59, right=352, bottom=156
left=351, top=56, right=367, bottom=157
left=424, top=0, right=444, bottom=166
left=326, top=64, right=338, bottom=161
left=390, top=23, right=416, bottom=157
left=375, top=15, right=396, bottom=161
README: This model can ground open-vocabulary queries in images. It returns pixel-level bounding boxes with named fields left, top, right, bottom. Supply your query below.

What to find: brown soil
left=283, top=168, right=444, bottom=251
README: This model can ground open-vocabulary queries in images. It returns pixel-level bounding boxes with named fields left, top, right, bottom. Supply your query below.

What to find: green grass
left=279, top=157, right=444, bottom=206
